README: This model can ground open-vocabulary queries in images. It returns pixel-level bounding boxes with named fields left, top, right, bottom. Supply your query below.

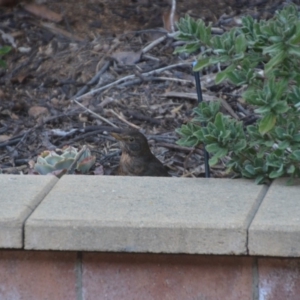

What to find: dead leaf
left=24, top=4, right=63, bottom=23
left=28, top=106, right=49, bottom=119
left=171, top=104, right=183, bottom=114
left=111, top=51, right=141, bottom=65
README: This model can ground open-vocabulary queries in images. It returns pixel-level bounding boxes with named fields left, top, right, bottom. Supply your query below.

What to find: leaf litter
left=0, top=0, right=294, bottom=177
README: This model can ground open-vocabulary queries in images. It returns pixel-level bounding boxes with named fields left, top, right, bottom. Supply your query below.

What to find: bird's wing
left=142, top=157, right=170, bottom=177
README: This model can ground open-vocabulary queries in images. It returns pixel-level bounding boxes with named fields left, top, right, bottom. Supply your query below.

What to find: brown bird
left=111, top=130, right=170, bottom=177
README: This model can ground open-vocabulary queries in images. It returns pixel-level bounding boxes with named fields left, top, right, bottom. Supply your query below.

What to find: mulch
left=0, top=0, right=295, bottom=177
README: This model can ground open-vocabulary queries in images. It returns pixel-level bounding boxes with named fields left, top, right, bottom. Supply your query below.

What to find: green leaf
left=265, top=51, right=286, bottom=73
left=77, top=156, right=96, bottom=173
left=193, top=129, right=204, bottom=141
left=214, top=148, right=228, bottom=158
left=269, top=165, right=284, bottom=178
left=206, top=143, right=220, bottom=153
left=0, top=60, right=7, bottom=68
left=184, top=42, right=201, bottom=53
left=291, top=150, right=300, bottom=161
left=215, top=70, right=228, bottom=85
left=209, top=155, right=219, bottom=166
left=215, top=64, right=236, bottom=84
left=254, top=175, right=266, bottom=184
left=233, top=139, right=247, bottom=152
left=273, top=101, right=290, bottom=114
left=0, top=46, right=11, bottom=55
left=287, top=165, right=295, bottom=174
left=34, top=164, right=55, bottom=175
left=263, top=43, right=283, bottom=55
left=259, top=113, right=276, bottom=134
left=255, top=106, right=271, bottom=114
left=177, top=136, right=199, bottom=147
left=214, top=113, right=225, bottom=132
left=196, top=19, right=207, bottom=42
left=278, top=140, right=290, bottom=150
left=245, top=164, right=256, bottom=175
left=226, top=71, right=245, bottom=85
left=204, top=134, right=218, bottom=143
left=193, top=57, right=211, bottom=71
left=234, top=34, right=247, bottom=53
left=293, top=133, right=300, bottom=142
left=287, top=44, right=300, bottom=58
left=54, top=159, right=74, bottom=170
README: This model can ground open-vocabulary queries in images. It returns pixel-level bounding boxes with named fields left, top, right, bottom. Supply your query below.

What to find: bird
left=111, top=129, right=170, bottom=177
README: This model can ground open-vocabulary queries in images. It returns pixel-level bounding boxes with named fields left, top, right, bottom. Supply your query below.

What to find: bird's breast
left=119, top=153, right=147, bottom=176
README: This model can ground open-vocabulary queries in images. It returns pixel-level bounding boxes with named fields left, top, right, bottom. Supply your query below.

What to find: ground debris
left=0, top=0, right=293, bottom=176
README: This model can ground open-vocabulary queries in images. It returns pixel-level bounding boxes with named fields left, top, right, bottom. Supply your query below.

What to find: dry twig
left=73, top=99, right=118, bottom=128
left=74, top=62, right=192, bottom=101
left=108, top=109, right=140, bottom=129
left=170, top=0, right=176, bottom=33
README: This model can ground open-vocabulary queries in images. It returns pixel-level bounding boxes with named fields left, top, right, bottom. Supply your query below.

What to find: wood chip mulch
left=0, top=0, right=295, bottom=177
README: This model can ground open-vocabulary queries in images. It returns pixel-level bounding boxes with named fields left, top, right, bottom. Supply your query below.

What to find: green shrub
left=175, top=4, right=300, bottom=183
left=0, top=46, right=11, bottom=68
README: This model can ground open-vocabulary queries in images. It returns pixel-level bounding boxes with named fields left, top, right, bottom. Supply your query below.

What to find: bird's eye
left=129, top=137, right=134, bottom=142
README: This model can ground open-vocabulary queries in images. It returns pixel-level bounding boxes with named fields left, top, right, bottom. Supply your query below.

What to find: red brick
left=82, top=253, right=253, bottom=300
left=0, top=251, right=77, bottom=300
left=258, top=258, right=300, bottom=300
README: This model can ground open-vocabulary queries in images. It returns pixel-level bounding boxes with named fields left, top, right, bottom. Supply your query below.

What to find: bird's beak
left=110, top=132, right=123, bottom=141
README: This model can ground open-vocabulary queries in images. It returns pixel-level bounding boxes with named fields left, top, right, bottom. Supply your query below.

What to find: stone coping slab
left=0, top=175, right=58, bottom=248
left=249, top=178, right=300, bottom=257
left=25, top=176, right=267, bottom=254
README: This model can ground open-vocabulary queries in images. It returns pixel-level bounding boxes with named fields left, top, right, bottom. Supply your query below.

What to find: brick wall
left=1, top=251, right=300, bottom=300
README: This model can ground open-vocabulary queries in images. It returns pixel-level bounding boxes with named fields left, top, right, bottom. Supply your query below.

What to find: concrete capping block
left=25, top=176, right=266, bottom=254
left=0, top=175, right=58, bottom=248
left=249, top=178, right=300, bottom=257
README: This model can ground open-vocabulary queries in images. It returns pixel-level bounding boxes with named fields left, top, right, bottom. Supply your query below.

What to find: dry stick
left=75, top=61, right=111, bottom=97
left=75, top=74, right=135, bottom=101
left=73, top=99, right=118, bottom=128
left=170, top=0, right=176, bottom=33
left=74, top=62, right=192, bottom=102
left=142, top=35, right=167, bottom=54
left=108, top=109, right=140, bottom=130
left=119, top=76, right=193, bottom=88
left=152, top=76, right=193, bottom=84
left=58, top=129, right=116, bottom=148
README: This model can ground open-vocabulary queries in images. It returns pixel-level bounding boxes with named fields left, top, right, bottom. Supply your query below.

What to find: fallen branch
left=142, top=35, right=167, bottom=54
left=170, top=0, right=176, bottom=32
left=73, top=99, right=118, bottom=128
left=74, top=62, right=192, bottom=101
left=108, top=109, right=140, bottom=130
